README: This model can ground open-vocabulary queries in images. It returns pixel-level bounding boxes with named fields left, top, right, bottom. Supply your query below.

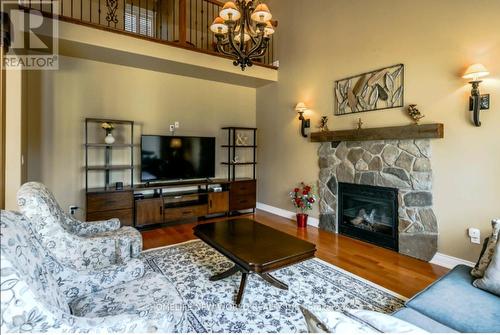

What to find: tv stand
left=87, top=178, right=257, bottom=228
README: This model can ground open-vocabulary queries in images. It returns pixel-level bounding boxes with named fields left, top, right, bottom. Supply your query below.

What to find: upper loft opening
left=21, top=0, right=278, bottom=70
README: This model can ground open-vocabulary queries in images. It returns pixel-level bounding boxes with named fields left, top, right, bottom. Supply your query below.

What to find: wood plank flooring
left=141, top=209, right=448, bottom=298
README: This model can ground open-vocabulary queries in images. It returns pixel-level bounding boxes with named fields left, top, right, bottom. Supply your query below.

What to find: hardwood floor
left=141, top=209, right=448, bottom=298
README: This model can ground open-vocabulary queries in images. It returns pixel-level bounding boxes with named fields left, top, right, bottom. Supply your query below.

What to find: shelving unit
left=221, top=127, right=257, bottom=181
left=85, top=118, right=134, bottom=191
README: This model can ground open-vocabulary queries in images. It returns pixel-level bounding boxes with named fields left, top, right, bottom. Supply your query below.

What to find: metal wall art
left=334, top=64, right=404, bottom=116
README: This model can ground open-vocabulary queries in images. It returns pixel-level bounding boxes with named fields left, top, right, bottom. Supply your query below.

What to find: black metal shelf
left=221, top=145, right=257, bottom=148
left=85, top=118, right=134, bottom=191
left=222, top=127, right=257, bottom=181
left=221, top=162, right=257, bottom=165
left=86, top=143, right=134, bottom=148
left=221, top=126, right=257, bottom=130
left=87, top=165, right=134, bottom=171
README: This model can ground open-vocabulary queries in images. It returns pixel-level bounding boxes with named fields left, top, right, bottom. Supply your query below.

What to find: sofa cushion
left=406, top=264, right=500, bottom=333
left=70, top=272, right=183, bottom=318
left=474, top=240, right=500, bottom=296
left=392, top=308, right=458, bottom=333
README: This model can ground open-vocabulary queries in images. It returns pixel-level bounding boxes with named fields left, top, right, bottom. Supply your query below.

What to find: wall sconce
left=463, top=63, right=490, bottom=127
left=294, top=102, right=311, bottom=137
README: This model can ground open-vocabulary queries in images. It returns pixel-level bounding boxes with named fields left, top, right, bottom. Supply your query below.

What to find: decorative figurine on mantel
left=357, top=117, right=364, bottom=130
left=407, top=104, right=425, bottom=125
left=318, top=116, right=329, bottom=132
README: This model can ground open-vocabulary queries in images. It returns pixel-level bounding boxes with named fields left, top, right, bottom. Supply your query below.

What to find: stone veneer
left=318, top=139, right=438, bottom=261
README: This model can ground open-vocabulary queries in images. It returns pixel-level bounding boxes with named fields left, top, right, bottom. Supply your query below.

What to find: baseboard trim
left=256, top=202, right=319, bottom=227
left=430, top=252, right=475, bottom=269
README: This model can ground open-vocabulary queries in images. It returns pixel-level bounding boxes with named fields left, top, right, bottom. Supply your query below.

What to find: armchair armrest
left=70, top=217, right=121, bottom=236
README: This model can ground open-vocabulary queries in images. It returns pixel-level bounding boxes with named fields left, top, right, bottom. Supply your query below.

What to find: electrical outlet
left=174, top=121, right=180, bottom=128
left=69, top=206, right=79, bottom=215
left=169, top=124, right=175, bottom=132
left=468, top=228, right=481, bottom=244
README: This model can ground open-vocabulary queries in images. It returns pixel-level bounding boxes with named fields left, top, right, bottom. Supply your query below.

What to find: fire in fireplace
left=338, top=182, right=399, bottom=251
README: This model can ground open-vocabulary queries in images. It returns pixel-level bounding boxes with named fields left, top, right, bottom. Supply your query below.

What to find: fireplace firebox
left=338, top=183, right=399, bottom=251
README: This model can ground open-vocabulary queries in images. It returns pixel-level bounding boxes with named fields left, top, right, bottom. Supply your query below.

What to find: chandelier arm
left=215, top=35, right=240, bottom=58
left=247, top=33, right=266, bottom=57
left=249, top=39, right=270, bottom=59
left=227, top=29, right=246, bottom=60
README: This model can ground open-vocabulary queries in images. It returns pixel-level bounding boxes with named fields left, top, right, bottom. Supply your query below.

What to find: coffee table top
left=193, top=218, right=316, bottom=273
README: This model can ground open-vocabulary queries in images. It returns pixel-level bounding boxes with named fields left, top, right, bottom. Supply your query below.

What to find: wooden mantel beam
left=310, top=123, right=444, bottom=143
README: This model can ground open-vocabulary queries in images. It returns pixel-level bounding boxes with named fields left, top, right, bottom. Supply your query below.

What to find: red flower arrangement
left=289, top=182, right=316, bottom=213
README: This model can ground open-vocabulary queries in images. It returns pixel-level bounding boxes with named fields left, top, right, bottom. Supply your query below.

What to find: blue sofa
left=393, top=264, right=500, bottom=333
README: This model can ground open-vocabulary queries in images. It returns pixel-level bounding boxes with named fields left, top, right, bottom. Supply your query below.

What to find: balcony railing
left=20, top=0, right=277, bottom=68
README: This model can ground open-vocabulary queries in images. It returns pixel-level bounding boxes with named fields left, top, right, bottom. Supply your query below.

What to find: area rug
left=141, top=240, right=406, bottom=333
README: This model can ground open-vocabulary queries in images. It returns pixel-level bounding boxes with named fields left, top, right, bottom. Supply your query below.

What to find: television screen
left=141, top=135, right=215, bottom=182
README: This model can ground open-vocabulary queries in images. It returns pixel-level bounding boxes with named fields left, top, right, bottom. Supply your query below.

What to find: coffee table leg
left=209, top=265, right=239, bottom=281
left=260, top=273, right=289, bottom=290
left=235, top=272, right=248, bottom=306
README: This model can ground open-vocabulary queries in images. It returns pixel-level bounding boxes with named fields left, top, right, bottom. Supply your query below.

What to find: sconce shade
left=210, top=17, right=228, bottom=34
left=220, top=1, right=241, bottom=21
left=463, top=63, right=490, bottom=80
left=251, top=4, right=272, bottom=23
left=295, top=102, right=308, bottom=112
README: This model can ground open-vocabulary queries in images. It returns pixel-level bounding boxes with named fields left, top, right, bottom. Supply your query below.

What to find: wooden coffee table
left=193, top=218, right=316, bottom=306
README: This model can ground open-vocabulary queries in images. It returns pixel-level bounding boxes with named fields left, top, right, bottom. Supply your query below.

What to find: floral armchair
left=17, top=182, right=142, bottom=270
left=0, top=210, right=186, bottom=333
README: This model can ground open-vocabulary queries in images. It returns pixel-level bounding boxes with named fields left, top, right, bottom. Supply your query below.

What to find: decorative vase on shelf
left=296, top=213, right=308, bottom=228
left=104, top=132, right=115, bottom=144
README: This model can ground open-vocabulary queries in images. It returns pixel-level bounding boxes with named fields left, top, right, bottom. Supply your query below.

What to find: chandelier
left=210, top=1, right=275, bottom=71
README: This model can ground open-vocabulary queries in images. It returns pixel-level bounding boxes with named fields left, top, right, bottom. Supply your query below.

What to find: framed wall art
left=334, top=64, right=404, bottom=116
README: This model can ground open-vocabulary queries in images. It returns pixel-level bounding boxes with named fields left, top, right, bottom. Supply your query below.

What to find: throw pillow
left=473, top=240, right=500, bottom=296
left=345, top=310, right=429, bottom=333
left=299, top=306, right=379, bottom=333
left=471, top=219, right=500, bottom=278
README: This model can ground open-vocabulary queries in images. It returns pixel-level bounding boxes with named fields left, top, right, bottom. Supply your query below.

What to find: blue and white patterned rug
left=142, top=240, right=406, bottom=333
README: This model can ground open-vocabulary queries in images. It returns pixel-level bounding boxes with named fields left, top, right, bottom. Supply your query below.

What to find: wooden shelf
left=310, top=123, right=444, bottom=143
left=221, top=162, right=257, bottom=165
left=87, top=165, right=134, bottom=171
left=221, top=145, right=257, bottom=148
left=86, top=143, right=133, bottom=148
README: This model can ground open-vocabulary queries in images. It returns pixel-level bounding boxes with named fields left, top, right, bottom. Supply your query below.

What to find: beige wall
left=257, top=0, right=500, bottom=261
left=26, top=55, right=256, bottom=219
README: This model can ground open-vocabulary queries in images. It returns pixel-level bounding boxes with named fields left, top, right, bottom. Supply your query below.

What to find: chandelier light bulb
left=264, top=21, right=275, bottom=36
left=210, top=17, right=229, bottom=34
left=251, top=4, right=272, bottom=23
left=220, top=1, right=241, bottom=21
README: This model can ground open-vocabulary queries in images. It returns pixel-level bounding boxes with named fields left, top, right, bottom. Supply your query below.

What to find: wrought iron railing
left=20, top=0, right=277, bottom=68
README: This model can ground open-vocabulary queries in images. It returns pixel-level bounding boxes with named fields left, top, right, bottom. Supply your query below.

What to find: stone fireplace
left=318, top=139, right=438, bottom=261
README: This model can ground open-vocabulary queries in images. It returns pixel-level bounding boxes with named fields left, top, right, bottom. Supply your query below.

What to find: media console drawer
left=229, top=180, right=256, bottom=211
left=164, top=204, right=207, bottom=221
left=87, top=191, right=134, bottom=212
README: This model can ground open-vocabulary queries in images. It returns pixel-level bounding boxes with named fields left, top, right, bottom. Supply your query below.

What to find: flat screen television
left=141, top=135, right=215, bottom=182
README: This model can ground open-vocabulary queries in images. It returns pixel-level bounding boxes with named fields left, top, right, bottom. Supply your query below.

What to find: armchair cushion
left=70, top=272, right=183, bottom=319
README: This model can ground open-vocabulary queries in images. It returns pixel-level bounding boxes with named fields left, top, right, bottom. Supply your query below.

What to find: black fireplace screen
left=338, top=183, right=399, bottom=251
